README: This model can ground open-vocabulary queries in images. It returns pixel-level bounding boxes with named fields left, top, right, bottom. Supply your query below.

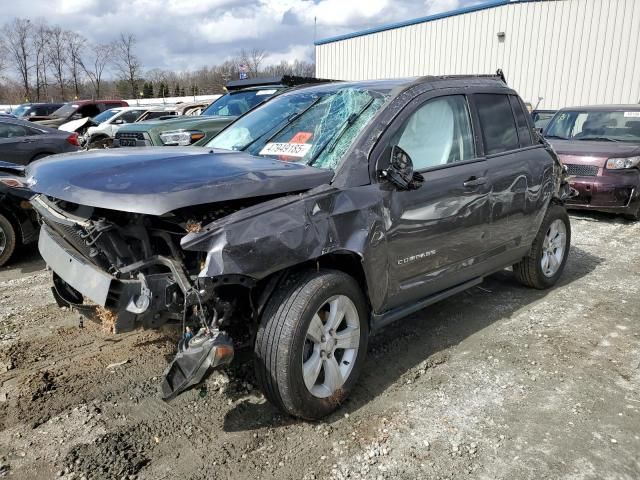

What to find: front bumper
left=113, top=131, right=153, bottom=147
left=566, top=171, right=640, bottom=214
left=38, top=226, right=143, bottom=309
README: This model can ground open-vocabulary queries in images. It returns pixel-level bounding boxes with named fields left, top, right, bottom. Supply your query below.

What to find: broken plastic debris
left=105, top=359, right=129, bottom=370
left=161, top=329, right=234, bottom=401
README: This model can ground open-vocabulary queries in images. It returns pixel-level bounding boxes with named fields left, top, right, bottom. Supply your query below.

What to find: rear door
left=378, top=91, right=493, bottom=309
left=472, top=93, right=551, bottom=258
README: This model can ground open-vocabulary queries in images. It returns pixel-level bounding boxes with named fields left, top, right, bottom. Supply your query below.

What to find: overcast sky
left=3, top=0, right=483, bottom=72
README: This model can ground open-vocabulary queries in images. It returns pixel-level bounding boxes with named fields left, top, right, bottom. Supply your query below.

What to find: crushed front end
left=32, top=194, right=262, bottom=398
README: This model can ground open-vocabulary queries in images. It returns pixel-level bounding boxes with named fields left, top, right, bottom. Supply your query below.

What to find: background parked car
left=31, top=100, right=129, bottom=128
left=531, top=109, right=556, bottom=131
left=60, top=106, right=179, bottom=149
left=136, top=106, right=177, bottom=122
left=12, top=103, right=64, bottom=119
left=113, top=75, right=331, bottom=147
left=174, top=101, right=212, bottom=116
left=0, top=162, right=38, bottom=267
left=80, top=107, right=155, bottom=148
left=544, top=104, right=640, bottom=220
left=0, top=117, right=80, bottom=165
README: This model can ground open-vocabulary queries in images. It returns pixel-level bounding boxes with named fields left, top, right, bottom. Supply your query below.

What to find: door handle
left=463, top=176, right=487, bottom=187
left=21, top=138, right=34, bottom=143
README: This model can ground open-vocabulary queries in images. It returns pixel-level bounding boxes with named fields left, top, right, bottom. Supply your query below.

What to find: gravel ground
left=0, top=211, right=638, bottom=480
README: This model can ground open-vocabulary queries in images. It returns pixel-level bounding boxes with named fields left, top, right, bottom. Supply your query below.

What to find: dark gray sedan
left=0, top=117, right=80, bottom=165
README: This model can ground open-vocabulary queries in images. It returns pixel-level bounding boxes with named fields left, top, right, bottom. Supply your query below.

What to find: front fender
left=181, top=184, right=389, bottom=309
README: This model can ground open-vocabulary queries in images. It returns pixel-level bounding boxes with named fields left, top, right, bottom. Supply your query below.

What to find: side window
left=475, top=94, right=519, bottom=155
left=394, top=95, right=475, bottom=170
left=510, top=96, right=533, bottom=147
left=0, top=123, right=28, bottom=138
left=78, top=105, right=100, bottom=118
left=119, top=110, right=144, bottom=123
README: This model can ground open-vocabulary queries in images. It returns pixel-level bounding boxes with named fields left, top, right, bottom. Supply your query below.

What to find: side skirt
left=370, top=277, right=483, bottom=333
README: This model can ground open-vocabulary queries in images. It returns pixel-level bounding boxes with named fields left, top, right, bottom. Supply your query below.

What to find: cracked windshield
left=207, top=87, right=388, bottom=170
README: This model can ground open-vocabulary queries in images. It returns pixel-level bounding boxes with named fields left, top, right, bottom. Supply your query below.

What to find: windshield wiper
left=545, top=135, right=568, bottom=140
left=576, top=136, right=619, bottom=142
left=240, top=96, right=323, bottom=152
left=307, top=96, right=375, bottom=166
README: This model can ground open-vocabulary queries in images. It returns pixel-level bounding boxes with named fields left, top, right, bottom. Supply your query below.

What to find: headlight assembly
left=606, top=156, right=640, bottom=170
left=159, top=130, right=205, bottom=146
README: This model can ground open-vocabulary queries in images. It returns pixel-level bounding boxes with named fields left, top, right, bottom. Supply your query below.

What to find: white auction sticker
left=256, top=89, right=278, bottom=96
left=623, top=112, right=640, bottom=118
left=260, top=142, right=312, bottom=157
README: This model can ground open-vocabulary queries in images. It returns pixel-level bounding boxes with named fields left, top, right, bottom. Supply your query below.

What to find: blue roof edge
left=314, top=0, right=534, bottom=46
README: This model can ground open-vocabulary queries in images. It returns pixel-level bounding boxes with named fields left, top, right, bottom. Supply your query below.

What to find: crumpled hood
left=26, top=147, right=333, bottom=215
left=59, top=117, right=93, bottom=133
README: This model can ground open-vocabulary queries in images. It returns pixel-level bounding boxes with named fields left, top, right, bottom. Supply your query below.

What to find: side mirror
left=70, top=113, right=82, bottom=120
left=382, top=145, right=423, bottom=191
left=113, top=118, right=125, bottom=124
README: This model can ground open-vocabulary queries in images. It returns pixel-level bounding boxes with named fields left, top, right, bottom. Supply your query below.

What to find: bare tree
left=240, top=48, right=267, bottom=77
left=115, top=33, right=142, bottom=98
left=0, top=38, right=6, bottom=77
left=65, top=31, right=84, bottom=99
left=48, top=25, right=67, bottom=100
left=33, top=22, right=50, bottom=101
left=80, top=43, right=113, bottom=98
left=2, top=18, right=32, bottom=100
left=262, top=59, right=316, bottom=78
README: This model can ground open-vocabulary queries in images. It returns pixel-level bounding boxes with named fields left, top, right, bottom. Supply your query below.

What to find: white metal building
left=315, top=0, right=640, bottom=109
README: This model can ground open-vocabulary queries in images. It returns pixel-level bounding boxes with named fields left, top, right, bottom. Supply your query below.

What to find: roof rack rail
left=423, top=70, right=508, bottom=84
left=225, top=75, right=334, bottom=91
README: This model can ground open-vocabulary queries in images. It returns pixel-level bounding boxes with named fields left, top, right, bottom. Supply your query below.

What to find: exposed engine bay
left=32, top=194, right=280, bottom=398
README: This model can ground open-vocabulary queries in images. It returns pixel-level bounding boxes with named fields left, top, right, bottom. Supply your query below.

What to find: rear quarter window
left=510, top=96, right=534, bottom=147
left=475, top=94, right=519, bottom=155
left=0, top=123, right=28, bottom=138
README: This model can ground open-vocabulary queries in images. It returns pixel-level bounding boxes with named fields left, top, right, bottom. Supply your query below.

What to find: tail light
left=66, top=132, right=80, bottom=146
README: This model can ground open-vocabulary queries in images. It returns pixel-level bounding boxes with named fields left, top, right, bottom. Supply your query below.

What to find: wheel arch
left=30, top=151, right=54, bottom=163
left=250, top=250, right=372, bottom=328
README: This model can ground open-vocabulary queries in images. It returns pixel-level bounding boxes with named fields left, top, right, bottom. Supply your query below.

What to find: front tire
left=254, top=269, right=369, bottom=420
left=0, top=213, right=17, bottom=267
left=513, top=204, right=571, bottom=289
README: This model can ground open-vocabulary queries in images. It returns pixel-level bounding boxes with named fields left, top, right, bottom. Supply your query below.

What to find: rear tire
left=513, top=204, right=571, bottom=289
left=0, top=213, right=17, bottom=267
left=254, top=269, right=369, bottom=420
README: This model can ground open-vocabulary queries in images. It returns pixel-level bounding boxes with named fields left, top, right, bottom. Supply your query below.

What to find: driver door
left=380, top=92, right=493, bottom=310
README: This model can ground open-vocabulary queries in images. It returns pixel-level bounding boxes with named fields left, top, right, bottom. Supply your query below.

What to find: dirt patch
left=63, top=428, right=150, bottom=479
left=28, top=370, right=57, bottom=401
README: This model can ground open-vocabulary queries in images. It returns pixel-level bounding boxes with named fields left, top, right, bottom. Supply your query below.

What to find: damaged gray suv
left=27, top=75, right=573, bottom=419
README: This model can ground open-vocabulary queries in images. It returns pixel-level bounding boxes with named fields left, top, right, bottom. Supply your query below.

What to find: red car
left=545, top=105, right=640, bottom=220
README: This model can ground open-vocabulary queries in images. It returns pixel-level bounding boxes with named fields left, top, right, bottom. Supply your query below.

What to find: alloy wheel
left=541, top=218, right=567, bottom=277
left=0, top=226, right=6, bottom=257
left=302, top=295, right=361, bottom=398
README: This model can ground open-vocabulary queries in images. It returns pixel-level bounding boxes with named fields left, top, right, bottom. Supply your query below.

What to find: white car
left=85, top=107, right=149, bottom=146
left=82, top=106, right=177, bottom=148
